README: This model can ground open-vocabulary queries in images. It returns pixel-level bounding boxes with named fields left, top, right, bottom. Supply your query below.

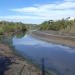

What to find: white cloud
left=11, top=1, right=75, bottom=12
left=1, top=0, right=75, bottom=24
left=0, top=16, right=47, bottom=24
left=11, top=7, right=38, bottom=13
left=0, top=16, right=46, bottom=19
left=55, top=2, right=75, bottom=9
left=10, top=1, right=75, bottom=19
left=64, top=0, right=75, bottom=2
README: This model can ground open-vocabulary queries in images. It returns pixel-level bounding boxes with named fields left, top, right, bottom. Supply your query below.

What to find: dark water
left=13, top=35, right=75, bottom=75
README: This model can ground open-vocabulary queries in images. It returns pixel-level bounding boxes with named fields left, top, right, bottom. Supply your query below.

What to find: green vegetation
left=0, top=21, right=27, bottom=35
left=39, top=18, right=75, bottom=31
left=0, top=18, right=75, bottom=36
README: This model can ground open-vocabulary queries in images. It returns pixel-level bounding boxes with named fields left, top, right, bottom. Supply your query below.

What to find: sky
left=0, top=0, right=75, bottom=24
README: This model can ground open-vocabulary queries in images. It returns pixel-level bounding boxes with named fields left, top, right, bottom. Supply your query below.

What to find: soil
left=32, top=31, right=75, bottom=48
left=0, top=44, right=41, bottom=75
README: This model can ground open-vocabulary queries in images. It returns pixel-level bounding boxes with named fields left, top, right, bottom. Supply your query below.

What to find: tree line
left=39, top=18, right=75, bottom=31
left=0, top=21, right=28, bottom=35
left=0, top=18, right=75, bottom=35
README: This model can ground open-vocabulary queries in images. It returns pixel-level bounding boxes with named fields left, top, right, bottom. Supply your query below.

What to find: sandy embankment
left=0, top=44, right=41, bottom=75
left=32, top=31, right=75, bottom=48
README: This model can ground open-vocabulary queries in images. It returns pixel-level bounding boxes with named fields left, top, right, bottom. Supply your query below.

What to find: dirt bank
left=32, top=31, right=75, bottom=48
left=0, top=43, right=41, bottom=75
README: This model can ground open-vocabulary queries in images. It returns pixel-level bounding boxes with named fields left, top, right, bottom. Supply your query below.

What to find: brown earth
left=0, top=44, right=41, bottom=75
left=32, top=31, right=75, bottom=48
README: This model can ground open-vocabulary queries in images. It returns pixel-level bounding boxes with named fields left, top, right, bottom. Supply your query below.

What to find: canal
left=13, top=34, right=75, bottom=75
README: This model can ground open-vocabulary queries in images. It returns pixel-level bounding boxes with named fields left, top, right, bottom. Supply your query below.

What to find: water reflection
left=13, top=35, right=75, bottom=75
left=15, top=32, right=26, bottom=38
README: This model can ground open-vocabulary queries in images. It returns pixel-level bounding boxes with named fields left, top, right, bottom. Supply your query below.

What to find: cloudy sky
left=0, top=0, right=75, bottom=24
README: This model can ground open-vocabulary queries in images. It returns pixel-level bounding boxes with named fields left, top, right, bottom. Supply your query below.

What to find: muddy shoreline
left=32, top=31, right=75, bottom=48
left=0, top=35, right=41, bottom=75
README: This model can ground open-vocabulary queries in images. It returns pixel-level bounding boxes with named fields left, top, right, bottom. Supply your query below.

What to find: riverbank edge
left=31, top=31, right=75, bottom=48
left=10, top=39, right=55, bottom=75
left=0, top=36, right=42, bottom=75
